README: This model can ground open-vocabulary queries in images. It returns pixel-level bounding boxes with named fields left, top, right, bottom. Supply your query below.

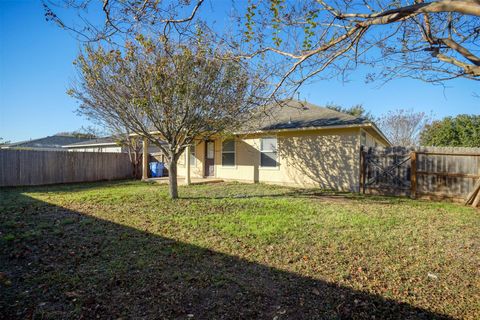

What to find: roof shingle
left=241, top=99, right=370, bottom=132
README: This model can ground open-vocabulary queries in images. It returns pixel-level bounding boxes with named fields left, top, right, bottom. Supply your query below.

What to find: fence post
left=410, top=151, right=417, bottom=198
left=359, top=146, right=364, bottom=193
left=361, top=148, right=367, bottom=194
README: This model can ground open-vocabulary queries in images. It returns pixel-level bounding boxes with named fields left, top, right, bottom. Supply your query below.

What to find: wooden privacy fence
left=360, top=146, right=480, bottom=202
left=0, top=149, right=134, bottom=187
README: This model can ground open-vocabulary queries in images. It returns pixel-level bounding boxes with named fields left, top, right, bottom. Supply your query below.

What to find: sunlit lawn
left=1, top=181, right=478, bottom=319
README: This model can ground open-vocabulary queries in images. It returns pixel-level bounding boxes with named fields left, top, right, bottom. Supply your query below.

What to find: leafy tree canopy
left=420, top=114, right=480, bottom=147
left=69, top=36, right=266, bottom=198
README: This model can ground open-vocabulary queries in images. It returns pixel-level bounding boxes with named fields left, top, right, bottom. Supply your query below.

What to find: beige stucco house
left=169, top=100, right=389, bottom=192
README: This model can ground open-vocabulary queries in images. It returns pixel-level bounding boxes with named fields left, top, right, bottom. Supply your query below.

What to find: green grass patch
left=1, top=180, right=478, bottom=319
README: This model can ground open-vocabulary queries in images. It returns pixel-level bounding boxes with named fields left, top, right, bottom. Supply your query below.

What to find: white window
left=361, top=131, right=367, bottom=146
left=185, top=145, right=196, bottom=166
left=260, top=137, right=277, bottom=167
left=222, top=139, right=235, bottom=167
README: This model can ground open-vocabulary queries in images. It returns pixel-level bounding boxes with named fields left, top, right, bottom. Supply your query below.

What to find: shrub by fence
left=0, top=149, right=134, bottom=187
left=360, top=146, right=480, bottom=202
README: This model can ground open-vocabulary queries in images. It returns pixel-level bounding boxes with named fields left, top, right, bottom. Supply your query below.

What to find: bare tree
left=43, top=0, right=206, bottom=43
left=69, top=37, right=265, bottom=198
left=236, top=0, right=480, bottom=96
left=377, top=109, right=432, bottom=146
left=45, top=1, right=480, bottom=99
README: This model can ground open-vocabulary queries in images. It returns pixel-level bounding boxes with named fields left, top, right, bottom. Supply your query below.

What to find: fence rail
left=0, top=149, right=134, bottom=187
left=360, top=146, right=480, bottom=202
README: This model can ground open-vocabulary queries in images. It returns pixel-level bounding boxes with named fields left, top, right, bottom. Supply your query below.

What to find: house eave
left=128, top=123, right=391, bottom=145
left=366, top=122, right=391, bottom=146
left=235, top=123, right=391, bottom=144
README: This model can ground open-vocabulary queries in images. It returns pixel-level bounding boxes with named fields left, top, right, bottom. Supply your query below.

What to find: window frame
left=259, top=136, right=279, bottom=169
left=221, top=139, right=236, bottom=168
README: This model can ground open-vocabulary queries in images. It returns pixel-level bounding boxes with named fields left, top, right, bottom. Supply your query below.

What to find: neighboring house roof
left=2, top=135, right=96, bottom=151
left=63, top=136, right=120, bottom=148
left=240, top=99, right=390, bottom=145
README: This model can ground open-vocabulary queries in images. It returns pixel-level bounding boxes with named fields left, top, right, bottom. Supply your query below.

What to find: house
left=1, top=135, right=95, bottom=151
left=143, top=99, right=390, bottom=192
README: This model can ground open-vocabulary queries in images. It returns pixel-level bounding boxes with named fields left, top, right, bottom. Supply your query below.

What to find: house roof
left=128, top=99, right=389, bottom=145
left=2, top=135, right=96, bottom=151
left=238, top=99, right=390, bottom=145
left=64, top=136, right=119, bottom=148
left=243, top=99, right=369, bottom=131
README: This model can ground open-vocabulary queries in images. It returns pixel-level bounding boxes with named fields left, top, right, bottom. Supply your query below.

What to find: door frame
left=204, top=140, right=215, bottom=177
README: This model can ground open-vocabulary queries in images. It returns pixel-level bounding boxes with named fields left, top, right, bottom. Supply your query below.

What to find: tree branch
left=439, top=37, right=480, bottom=66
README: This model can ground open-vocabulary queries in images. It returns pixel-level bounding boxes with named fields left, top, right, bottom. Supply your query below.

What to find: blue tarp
left=149, top=162, right=164, bottom=177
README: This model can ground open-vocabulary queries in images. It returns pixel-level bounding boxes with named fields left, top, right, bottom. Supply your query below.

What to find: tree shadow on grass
left=0, top=190, right=451, bottom=319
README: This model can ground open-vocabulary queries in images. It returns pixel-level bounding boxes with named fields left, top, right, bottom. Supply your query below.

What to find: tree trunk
left=133, top=160, right=141, bottom=179
left=135, top=152, right=142, bottom=179
left=127, top=148, right=142, bottom=179
left=131, top=160, right=138, bottom=179
left=167, top=156, right=179, bottom=199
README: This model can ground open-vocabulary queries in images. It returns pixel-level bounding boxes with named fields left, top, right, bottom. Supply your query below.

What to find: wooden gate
left=359, top=146, right=480, bottom=201
left=360, top=146, right=414, bottom=196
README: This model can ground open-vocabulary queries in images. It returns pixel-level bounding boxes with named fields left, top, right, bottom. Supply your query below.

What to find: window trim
left=259, top=135, right=279, bottom=169
left=221, top=138, right=236, bottom=168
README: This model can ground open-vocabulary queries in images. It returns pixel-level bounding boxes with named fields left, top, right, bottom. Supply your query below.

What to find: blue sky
left=0, top=1, right=478, bottom=142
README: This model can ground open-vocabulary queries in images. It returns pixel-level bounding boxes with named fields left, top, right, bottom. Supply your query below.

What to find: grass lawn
left=0, top=180, right=479, bottom=319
